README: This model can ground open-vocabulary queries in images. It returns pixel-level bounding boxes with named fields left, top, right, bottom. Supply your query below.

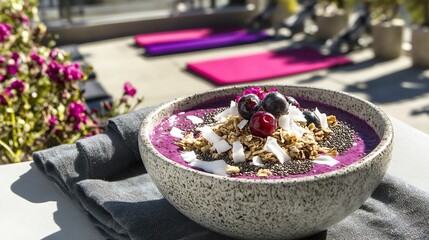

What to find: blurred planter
left=372, top=19, right=404, bottom=60
left=411, top=26, right=429, bottom=68
left=315, top=11, right=348, bottom=40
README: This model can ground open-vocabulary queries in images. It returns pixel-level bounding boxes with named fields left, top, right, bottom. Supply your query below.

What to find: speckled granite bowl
left=138, top=85, right=393, bottom=240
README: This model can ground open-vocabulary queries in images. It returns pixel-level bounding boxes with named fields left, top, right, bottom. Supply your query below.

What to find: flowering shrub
left=0, top=1, right=143, bottom=164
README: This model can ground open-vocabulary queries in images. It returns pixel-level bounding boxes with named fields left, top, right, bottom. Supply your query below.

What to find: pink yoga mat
left=134, top=28, right=238, bottom=47
left=187, top=47, right=352, bottom=85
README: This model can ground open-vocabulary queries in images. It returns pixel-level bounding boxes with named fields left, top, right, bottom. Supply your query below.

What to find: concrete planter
left=372, top=19, right=404, bottom=60
left=411, top=26, right=429, bottom=68
left=315, top=11, right=348, bottom=40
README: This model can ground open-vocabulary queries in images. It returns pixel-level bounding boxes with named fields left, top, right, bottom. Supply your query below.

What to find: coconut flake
left=232, top=141, right=246, bottom=163
left=186, top=115, right=204, bottom=124
left=168, top=115, right=178, bottom=125
left=214, top=101, right=239, bottom=122
left=252, top=156, right=265, bottom=167
left=189, top=159, right=227, bottom=176
left=291, top=122, right=308, bottom=138
left=170, top=127, right=184, bottom=138
left=313, top=155, right=339, bottom=167
left=288, top=106, right=307, bottom=122
left=180, top=151, right=197, bottom=163
left=214, top=108, right=229, bottom=122
left=278, top=115, right=308, bottom=138
left=315, top=108, right=329, bottom=130
left=263, top=136, right=291, bottom=164
left=279, top=115, right=292, bottom=131
left=229, top=101, right=239, bottom=116
left=237, top=119, right=248, bottom=129
left=200, top=125, right=222, bottom=144
left=213, top=139, right=231, bottom=153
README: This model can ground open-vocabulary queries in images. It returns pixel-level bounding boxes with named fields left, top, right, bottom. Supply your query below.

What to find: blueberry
left=286, top=96, right=300, bottom=109
left=262, top=92, right=289, bottom=116
left=238, top=94, right=261, bottom=120
left=303, top=110, right=321, bottom=128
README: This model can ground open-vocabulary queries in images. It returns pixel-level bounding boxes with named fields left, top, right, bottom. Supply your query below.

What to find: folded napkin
left=33, top=107, right=429, bottom=240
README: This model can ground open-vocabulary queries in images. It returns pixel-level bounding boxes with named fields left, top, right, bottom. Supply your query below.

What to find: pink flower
left=0, top=75, right=6, bottom=83
left=63, top=63, right=83, bottom=81
left=0, top=94, right=7, bottom=105
left=46, top=61, right=84, bottom=83
left=20, top=13, right=30, bottom=26
left=46, top=61, right=62, bottom=82
left=30, top=52, right=45, bottom=66
left=67, top=101, right=87, bottom=123
left=11, top=52, right=20, bottom=61
left=5, top=88, right=12, bottom=97
left=49, top=49, right=59, bottom=59
left=10, top=79, right=26, bottom=93
left=123, top=82, right=137, bottom=97
left=7, top=59, right=19, bottom=75
left=48, top=116, right=57, bottom=128
left=0, top=23, right=12, bottom=42
left=236, top=87, right=278, bottom=102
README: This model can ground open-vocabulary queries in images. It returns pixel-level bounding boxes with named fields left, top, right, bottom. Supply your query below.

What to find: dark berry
left=303, top=110, right=321, bottom=128
left=262, top=92, right=289, bottom=116
left=238, top=94, right=261, bottom=120
left=249, top=111, right=277, bottom=138
left=286, top=96, right=300, bottom=109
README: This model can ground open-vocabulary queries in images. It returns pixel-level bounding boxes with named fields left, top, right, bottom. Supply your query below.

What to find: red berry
left=249, top=111, right=277, bottom=138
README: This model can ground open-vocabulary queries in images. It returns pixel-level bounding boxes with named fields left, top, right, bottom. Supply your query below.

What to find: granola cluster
left=176, top=114, right=339, bottom=166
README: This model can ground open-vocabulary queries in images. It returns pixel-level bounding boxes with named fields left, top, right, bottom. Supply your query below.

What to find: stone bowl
left=138, top=85, right=393, bottom=239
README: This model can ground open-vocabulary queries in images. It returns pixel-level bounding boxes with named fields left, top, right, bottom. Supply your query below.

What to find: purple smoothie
left=150, top=96, right=380, bottom=179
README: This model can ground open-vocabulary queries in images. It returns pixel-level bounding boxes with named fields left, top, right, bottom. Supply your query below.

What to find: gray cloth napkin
left=33, top=107, right=429, bottom=240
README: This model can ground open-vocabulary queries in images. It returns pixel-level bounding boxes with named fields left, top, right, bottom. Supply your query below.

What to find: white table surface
left=1, top=117, right=428, bottom=240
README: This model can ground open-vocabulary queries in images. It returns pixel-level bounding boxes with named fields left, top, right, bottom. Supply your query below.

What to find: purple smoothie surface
left=150, top=96, right=380, bottom=179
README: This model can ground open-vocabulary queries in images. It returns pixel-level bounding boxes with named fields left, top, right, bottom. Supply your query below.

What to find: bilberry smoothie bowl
left=138, top=85, right=393, bottom=239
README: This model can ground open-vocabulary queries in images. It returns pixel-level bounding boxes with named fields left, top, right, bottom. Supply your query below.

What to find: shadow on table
left=411, top=104, right=429, bottom=116
left=344, top=67, right=429, bottom=104
left=10, top=163, right=102, bottom=240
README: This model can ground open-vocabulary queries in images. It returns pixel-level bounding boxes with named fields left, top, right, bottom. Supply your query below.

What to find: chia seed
left=319, top=121, right=356, bottom=154
left=192, top=108, right=226, bottom=134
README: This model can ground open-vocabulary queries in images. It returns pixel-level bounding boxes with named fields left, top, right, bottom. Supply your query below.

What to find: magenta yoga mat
left=186, top=47, right=352, bottom=85
left=134, top=28, right=270, bottom=56
left=134, top=28, right=230, bottom=47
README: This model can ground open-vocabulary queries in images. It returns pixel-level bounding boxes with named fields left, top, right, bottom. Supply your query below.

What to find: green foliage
left=369, top=0, right=401, bottom=22
left=0, top=0, right=143, bottom=164
left=404, top=0, right=429, bottom=26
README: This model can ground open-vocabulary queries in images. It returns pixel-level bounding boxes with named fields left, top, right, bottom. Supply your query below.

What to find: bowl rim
left=140, top=84, right=394, bottom=184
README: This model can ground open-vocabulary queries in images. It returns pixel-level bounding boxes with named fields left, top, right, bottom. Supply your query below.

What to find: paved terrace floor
left=78, top=34, right=429, bottom=134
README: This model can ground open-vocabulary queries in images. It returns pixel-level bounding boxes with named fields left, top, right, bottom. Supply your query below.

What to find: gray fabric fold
left=75, top=132, right=137, bottom=179
left=33, top=107, right=429, bottom=240
left=33, top=144, right=85, bottom=198
left=107, top=107, right=155, bottom=159
left=329, top=174, right=429, bottom=239
left=75, top=172, right=229, bottom=240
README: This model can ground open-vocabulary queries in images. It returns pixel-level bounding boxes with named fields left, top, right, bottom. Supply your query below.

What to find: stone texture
left=138, top=85, right=394, bottom=239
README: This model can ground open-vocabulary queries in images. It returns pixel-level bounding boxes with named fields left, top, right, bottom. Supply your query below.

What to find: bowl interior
left=141, top=84, right=393, bottom=182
